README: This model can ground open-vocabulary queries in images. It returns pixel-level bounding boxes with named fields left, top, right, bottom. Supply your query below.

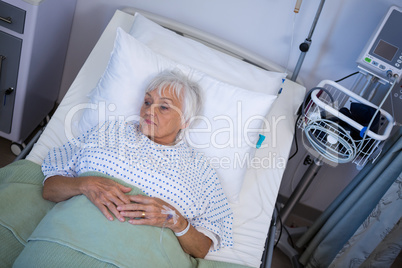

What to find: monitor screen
left=373, top=39, right=398, bottom=61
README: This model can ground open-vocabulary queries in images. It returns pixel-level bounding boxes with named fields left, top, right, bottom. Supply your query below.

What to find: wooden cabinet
left=0, top=0, right=77, bottom=146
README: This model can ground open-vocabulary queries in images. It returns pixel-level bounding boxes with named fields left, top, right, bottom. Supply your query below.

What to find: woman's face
left=139, top=86, right=185, bottom=145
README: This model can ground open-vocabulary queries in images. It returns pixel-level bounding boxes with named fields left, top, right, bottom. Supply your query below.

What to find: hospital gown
left=42, top=120, right=233, bottom=250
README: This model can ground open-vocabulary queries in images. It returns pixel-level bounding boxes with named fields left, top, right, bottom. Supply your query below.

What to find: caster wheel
left=11, top=142, right=26, bottom=156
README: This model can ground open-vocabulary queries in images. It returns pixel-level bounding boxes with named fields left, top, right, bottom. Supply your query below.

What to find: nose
left=145, top=103, right=158, bottom=117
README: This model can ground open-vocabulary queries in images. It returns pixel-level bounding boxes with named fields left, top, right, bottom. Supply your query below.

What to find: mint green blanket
left=0, top=160, right=55, bottom=267
left=0, top=161, right=247, bottom=268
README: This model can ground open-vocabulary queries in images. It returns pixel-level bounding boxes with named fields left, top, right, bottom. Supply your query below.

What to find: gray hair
left=145, top=69, right=202, bottom=127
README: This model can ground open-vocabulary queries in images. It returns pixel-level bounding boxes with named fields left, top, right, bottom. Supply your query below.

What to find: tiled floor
left=0, top=136, right=400, bottom=267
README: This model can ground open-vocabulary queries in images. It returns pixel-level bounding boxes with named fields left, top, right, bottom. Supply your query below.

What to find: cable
left=356, top=75, right=398, bottom=154
left=301, top=87, right=335, bottom=119
left=288, top=113, right=301, bottom=160
left=274, top=204, right=283, bottom=248
left=274, top=204, right=295, bottom=249
left=159, top=214, right=174, bottom=268
left=283, top=225, right=295, bottom=249
left=335, top=71, right=359, bottom=83
left=289, top=87, right=335, bottom=162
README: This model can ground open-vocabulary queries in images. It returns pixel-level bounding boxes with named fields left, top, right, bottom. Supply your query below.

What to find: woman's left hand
left=116, top=195, right=187, bottom=233
left=117, top=194, right=212, bottom=258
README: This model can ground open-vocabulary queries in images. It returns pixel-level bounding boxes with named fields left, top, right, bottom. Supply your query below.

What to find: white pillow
left=79, top=28, right=171, bottom=130
left=79, top=28, right=277, bottom=203
left=130, top=13, right=286, bottom=95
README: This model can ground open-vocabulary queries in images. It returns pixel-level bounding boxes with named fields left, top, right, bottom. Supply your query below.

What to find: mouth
left=144, top=119, right=156, bottom=126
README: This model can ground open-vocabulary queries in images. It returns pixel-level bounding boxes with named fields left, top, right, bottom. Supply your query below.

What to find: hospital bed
left=0, top=8, right=305, bottom=267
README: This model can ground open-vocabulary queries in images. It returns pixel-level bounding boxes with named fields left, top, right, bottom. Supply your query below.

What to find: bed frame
left=23, top=8, right=306, bottom=267
left=122, top=8, right=287, bottom=74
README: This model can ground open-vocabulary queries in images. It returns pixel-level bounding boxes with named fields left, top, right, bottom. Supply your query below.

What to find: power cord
left=335, top=71, right=359, bottom=83
left=274, top=203, right=295, bottom=249
left=288, top=113, right=301, bottom=161
left=289, top=87, right=335, bottom=161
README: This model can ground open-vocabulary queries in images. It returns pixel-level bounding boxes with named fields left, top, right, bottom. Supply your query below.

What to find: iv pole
left=274, top=1, right=327, bottom=267
left=281, top=0, right=327, bottom=222
left=290, top=0, right=326, bottom=82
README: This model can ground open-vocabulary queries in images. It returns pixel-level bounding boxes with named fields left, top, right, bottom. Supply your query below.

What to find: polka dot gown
left=42, top=121, right=233, bottom=250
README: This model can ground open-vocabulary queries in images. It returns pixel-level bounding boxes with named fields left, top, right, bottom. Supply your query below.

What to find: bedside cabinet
left=0, top=0, right=77, bottom=151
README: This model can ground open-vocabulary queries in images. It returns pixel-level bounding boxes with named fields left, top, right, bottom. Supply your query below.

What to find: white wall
left=59, top=0, right=401, bottom=211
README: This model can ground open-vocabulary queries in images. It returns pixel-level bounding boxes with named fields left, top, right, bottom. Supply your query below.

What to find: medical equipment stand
left=270, top=1, right=327, bottom=266
left=290, top=0, right=326, bottom=82
left=279, top=157, right=323, bottom=222
left=273, top=157, right=323, bottom=268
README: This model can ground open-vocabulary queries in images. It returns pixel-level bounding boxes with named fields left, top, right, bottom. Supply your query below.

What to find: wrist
left=78, top=176, right=91, bottom=195
left=174, top=220, right=190, bottom=237
left=172, top=217, right=189, bottom=233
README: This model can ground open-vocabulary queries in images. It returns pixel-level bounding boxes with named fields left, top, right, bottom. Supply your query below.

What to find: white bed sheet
left=26, top=10, right=305, bottom=267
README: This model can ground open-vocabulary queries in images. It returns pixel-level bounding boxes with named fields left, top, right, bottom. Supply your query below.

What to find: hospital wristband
left=174, top=221, right=190, bottom=237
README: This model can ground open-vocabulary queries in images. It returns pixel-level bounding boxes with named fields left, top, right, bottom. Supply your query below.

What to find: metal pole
left=279, top=157, right=323, bottom=223
left=262, top=208, right=278, bottom=268
left=291, top=0, right=326, bottom=82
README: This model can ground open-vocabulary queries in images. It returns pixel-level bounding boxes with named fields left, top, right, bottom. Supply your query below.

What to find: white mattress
left=27, top=10, right=305, bottom=267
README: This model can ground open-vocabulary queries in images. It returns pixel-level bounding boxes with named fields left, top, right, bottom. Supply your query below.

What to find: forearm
left=176, top=224, right=212, bottom=258
left=172, top=218, right=212, bottom=258
left=42, top=175, right=84, bottom=202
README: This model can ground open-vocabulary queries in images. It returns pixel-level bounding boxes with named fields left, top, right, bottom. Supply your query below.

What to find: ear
left=181, top=121, right=190, bottom=130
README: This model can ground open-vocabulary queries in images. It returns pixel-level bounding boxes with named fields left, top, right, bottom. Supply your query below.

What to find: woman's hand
left=43, top=175, right=132, bottom=222
left=116, top=195, right=187, bottom=232
left=117, top=195, right=212, bottom=258
left=80, top=176, right=132, bottom=222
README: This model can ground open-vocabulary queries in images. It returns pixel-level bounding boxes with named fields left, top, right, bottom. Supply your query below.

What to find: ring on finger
left=142, top=211, right=146, bottom=218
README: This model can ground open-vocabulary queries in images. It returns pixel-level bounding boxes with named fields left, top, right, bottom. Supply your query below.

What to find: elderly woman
left=41, top=70, right=233, bottom=259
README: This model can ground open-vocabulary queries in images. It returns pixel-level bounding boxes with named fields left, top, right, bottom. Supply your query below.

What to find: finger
left=100, top=192, right=127, bottom=221
left=128, top=218, right=148, bottom=225
left=128, top=214, right=166, bottom=227
left=93, top=200, right=115, bottom=221
left=121, top=210, right=149, bottom=219
left=117, top=193, right=131, bottom=204
left=128, top=194, right=154, bottom=204
left=107, top=190, right=130, bottom=207
left=96, top=193, right=126, bottom=222
left=110, top=184, right=131, bottom=204
left=118, top=184, right=132, bottom=193
left=116, top=203, right=146, bottom=212
left=105, top=201, right=126, bottom=222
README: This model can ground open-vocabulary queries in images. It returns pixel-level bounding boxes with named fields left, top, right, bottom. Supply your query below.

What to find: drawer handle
left=0, top=16, right=12, bottom=24
left=0, top=55, right=5, bottom=80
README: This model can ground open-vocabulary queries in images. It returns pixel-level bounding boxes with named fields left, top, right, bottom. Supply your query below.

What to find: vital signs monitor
left=357, top=6, right=402, bottom=83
